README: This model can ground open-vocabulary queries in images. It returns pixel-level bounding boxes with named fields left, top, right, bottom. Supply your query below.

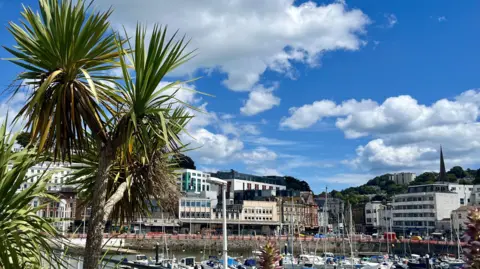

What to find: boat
left=179, top=257, right=196, bottom=269
left=132, top=254, right=150, bottom=266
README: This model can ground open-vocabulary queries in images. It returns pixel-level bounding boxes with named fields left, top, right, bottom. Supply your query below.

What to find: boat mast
left=349, top=203, right=354, bottom=269
left=324, top=187, right=328, bottom=254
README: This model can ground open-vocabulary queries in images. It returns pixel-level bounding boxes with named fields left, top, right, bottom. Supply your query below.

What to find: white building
left=388, top=172, right=416, bottom=185
left=391, top=183, right=473, bottom=235
left=13, top=162, right=72, bottom=192
left=365, top=201, right=383, bottom=228
left=177, top=169, right=212, bottom=193
left=211, top=170, right=286, bottom=202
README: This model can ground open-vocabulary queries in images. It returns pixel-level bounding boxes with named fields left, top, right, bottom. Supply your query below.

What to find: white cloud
left=240, top=86, right=281, bottom=116
left=438, top=16, right=447, bottom=22
left=237, top=146, right=277, bottom=165
left=280, top=99, right=377, bottom=129
left=185, top=128, right=244, bottom=164
left=244, top=136, right=296, bottom=146
left=317, top=173, right=375, bottom=186
left=384, top=13, right=398, bottom=28
left=250, top=167, right=282, bottom=176
left=220, top=122, right=261, bottom=137
left=93, top=0, right=370, bottom=91
left=282, top=89, right=480, bottom=171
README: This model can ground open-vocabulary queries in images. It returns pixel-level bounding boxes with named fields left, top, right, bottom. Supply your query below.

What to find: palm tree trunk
left=83, top=143, right=114, bottom=269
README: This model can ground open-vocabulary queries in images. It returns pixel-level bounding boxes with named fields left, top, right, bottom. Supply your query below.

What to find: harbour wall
left=116, top=237, right=461, bottom=256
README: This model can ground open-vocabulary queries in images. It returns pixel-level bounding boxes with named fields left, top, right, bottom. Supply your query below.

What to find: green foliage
left=258, top=241, right=282, bottom=269
left=0, top=122, right=61, bottom=268
left=447, top=173, right=458, bottom=182
left=15, top=131, right=31, bottom=148
left=474, top=169, right=480, bottom=184
left=411, top=172, right=438, bottom=185
left=6, top=0, right=121, bottom=159
left=448, top=166, right=467, bottom=179
left=285, top=176, right=311, bottom=192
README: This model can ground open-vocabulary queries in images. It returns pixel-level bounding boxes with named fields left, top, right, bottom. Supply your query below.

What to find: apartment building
left=365, top=201, right=383, bottom=230
left=391, top=183, right=473, bottom=234
left=211, top=170, right=286, bottom=201
left=388, top=172, right=416, bottom=185
left=177, top=169, right=213, bottom=193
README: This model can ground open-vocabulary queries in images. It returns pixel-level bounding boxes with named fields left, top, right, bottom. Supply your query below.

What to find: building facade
left=211, top=170, right=286, bottom=201
left=391, top=183, right=473, bottom=234
left=388, top=172, right=416, bottom=185
left=177, top=169, right=212, bottom=193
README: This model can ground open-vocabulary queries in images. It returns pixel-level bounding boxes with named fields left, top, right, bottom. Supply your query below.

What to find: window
left=207, top=185, right=210, bottom=191
left=269, top=186, right=273, bottom=190
left=460, top=198, right=465, bottom=205
left=255, top=184, right=259, bottom=190
left=366, top=218, right=372, bottom=223
left=186, top=201, right=191, bottom=207
left=247, top=183, right=251, bottom=190
left=459, top=214, right=462, bottom=218
left=202, top=185, right=206, bottom=191
left=196, top=201, right=201, bottom=207
left=33, top=201, right=38, bottom=207
left=451, top=187, right=456, bottom=191
left=181, top=200, right=185, bottom=206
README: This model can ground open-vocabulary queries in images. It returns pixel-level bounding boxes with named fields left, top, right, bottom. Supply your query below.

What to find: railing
left=64, top=233, right=466, bottom=246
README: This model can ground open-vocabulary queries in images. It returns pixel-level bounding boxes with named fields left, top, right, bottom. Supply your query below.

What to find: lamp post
left=206, top=177, right=228, bottom=269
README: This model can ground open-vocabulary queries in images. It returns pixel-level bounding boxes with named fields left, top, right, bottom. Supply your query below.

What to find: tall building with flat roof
left=388, top=172, right=416, bottom=185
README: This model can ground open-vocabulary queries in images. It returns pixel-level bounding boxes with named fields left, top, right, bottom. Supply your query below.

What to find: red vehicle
left=384, top=232, right=397, bottom=240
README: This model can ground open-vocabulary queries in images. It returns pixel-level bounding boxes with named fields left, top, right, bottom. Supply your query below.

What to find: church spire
left=439, top=146, right=447, bottom=182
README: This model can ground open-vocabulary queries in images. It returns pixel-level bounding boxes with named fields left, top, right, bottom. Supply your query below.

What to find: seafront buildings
left=19, top=147, right=480, bottom=238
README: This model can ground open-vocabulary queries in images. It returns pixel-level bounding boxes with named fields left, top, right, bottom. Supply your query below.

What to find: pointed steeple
left=439, top=146, right=447, bottom=182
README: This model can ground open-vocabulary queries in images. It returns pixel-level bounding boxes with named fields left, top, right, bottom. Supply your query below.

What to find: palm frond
left=5, top=0, right=121, bottom=160
left=0, top=120, right=62, bottom=268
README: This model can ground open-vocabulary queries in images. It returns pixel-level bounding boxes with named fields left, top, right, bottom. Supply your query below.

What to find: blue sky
left=1, top=0, right=480, bottom=193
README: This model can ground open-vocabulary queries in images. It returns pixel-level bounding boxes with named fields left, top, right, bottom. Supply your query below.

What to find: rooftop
left=211, top=169, right=286, bottom=186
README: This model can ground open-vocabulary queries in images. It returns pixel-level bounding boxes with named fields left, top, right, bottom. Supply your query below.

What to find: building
left=388, top=172, right=416, bottom=185
left=13, top=162, right=73, bottom=193
left=451, top=205, right=472, bottom=231
left=211, top=170, right=286, bottom=202
left=391, top=183, right=472, bottom=235
left=315, top=197, right=345, bottom=232
left=280, top=192, right=319, bottom=233
left=365, top=201, right=383, bottom=231
left=177, top=169, right=213, bottom=193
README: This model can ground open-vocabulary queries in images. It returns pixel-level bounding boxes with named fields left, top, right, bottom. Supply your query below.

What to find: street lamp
left=206, top=177, right=228, bottom=269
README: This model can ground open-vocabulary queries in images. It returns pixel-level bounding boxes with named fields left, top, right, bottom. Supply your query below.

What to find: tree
left=473, top=169, right=480, bottom=184
left=175, top=154, right=196, bottom=170
left=0, top=122, right=60, bottom=268
left=285, top=176, right=311, bottom=192
left=448, top=166, right=467, bottom=179
left=6, top=1, right=196, bottom=268
left=258, top=241, right=282, bottom=269
left=411, top=172, right=437, bottom=185
left=464, top=208, right=480, bottom=269
left=447, top=173, right=458, bottom=183
left=15, top=131, right=31, bottom=148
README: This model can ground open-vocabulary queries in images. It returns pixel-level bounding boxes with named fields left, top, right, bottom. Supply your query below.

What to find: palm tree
left=258, top=241, right=282, bottom=269
left=0, top=122, right=61, bottom=268
left=6, top=1, right=196, bottom=268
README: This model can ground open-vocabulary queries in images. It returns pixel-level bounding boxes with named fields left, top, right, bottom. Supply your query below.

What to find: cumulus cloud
left=92, top=0, right=370, bottom=91
left=280, top=99, right=377, bottom=129
left=438, top=16, right=447, bottom=22
left=237, top=147, right=278, bottom=165
left=240, top=85, right=281, bottom=116
left=282, top=89, right=480, bottom=171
